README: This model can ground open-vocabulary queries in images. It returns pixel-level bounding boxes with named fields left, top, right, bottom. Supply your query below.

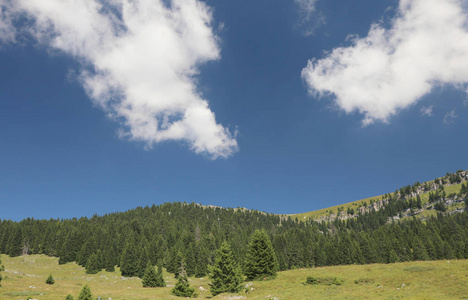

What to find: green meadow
left=1, top=255, right=467, bottom=299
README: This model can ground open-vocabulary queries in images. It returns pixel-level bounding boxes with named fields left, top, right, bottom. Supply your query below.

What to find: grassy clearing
left=1, top=255, right=467, bottom=299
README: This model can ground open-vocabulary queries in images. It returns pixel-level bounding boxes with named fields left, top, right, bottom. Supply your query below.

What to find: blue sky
left=1, top=0, right=468, bottom=220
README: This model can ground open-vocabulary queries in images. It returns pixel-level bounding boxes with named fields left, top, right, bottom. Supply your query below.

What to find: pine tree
left=78, top=284, right=93, bottom=300
left=244, top=230, right=279, bottom=280
left=142, top=261, right=158, bottom=287
left=120, top=237, right=140, bottom=277
left=65, top=295, right=74, bottom=300
left=85, top=253, right=101, bottom=274
left=45, top=274, right=55, bottom=284
left=105, top=247, right=116, bottom=272
left=155, top=262, right=166, bottom=287
left=171, top=275, right=195, bottom=297
left=388, top=249, right=399, bottom=263
left=0, top=273, right=2, bottom=287
left=208, top=241, right=244, bottom=296
left=7, top=226, right=23, bottom=257
left=137, top=247, right=149, bottom=278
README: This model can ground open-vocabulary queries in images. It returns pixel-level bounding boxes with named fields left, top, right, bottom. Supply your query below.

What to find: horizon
left=1, top=0, right=468, bottom=221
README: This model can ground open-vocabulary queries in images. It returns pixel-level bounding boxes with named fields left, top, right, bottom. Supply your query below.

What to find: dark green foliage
left=7, top=226, right=23, bottom=257
left=120, top=236, right=140, bottom=277
left=104, top=247, right=116, bottom=272
left=85, top=253, right=101, bottom=274
left=245, top=230, right=279, bottom=280
left=142, top=261, right=158, bottom=287
left=0, top=273, right=2, bottom=287
left=388, top=249, right=399, bottom=263
left=77, top=284, right=92, bottom=300
left=305, top=276, right=318, bottom=285
left=208, top=241, right=244, bottom=296
left=65, top=295, right=74, bottom=300
left=155, top=263, right=166, bottom=287
left=45, top=274, right=55, bottom=284
left=171, top=275, right=196, bottom=298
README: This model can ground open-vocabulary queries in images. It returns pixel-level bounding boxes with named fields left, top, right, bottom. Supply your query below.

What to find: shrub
left=305, top=276, right=318, bottom=285
left=45, top=274, right=55, bottom=285
left=65, top=295, right=74, bottom=300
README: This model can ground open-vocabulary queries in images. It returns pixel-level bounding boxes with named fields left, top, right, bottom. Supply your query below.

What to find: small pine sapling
left=46, top=274, right=55, bottom=285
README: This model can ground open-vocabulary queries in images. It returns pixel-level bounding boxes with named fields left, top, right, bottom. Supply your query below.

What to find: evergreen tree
left=85, top=253, right=101, bottom=274
left=155, top=262, right=166, bottom=287
left=120, top=237, right=140, bottom=277
left=78, top=284, right=93, bottom=300
left=244, top=230, right=279, bottom=280
left=65, top=295, right=74, bottom=300
left=388, top=249, right=399, bottom=263
left=137, top=247, right=150, bottom=278
left=0, top=273, right=2, bottom=287
left=105, top=247, right=116, bottom=272
left=7, top=226, right=23, bottom=257
left=171, top=275, right=195, bottom=297
left=45, top=274, right=55, bottom=284
left=142, top=261, right=157, bottom=287
left=208, top=241, right=244, bottom=296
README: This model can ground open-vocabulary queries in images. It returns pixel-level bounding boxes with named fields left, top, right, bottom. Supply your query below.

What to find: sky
left=1, top=0, right=468, bottom=221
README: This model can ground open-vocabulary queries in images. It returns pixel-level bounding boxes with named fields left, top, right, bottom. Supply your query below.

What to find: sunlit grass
left=1, top=255, right=467, bottom=299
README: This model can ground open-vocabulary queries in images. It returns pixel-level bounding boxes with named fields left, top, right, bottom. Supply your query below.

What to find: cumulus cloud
left=294, top=0, right=324, bottom=36
left=302, top=0, right=468, bottom=126
left=1, top=0, right=238, bottom=159
left=420, top=105, right=433, bottom=117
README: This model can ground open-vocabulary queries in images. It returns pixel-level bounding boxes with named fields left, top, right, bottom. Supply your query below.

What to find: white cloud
left=302, top=0, right=468, bottom=126
left=420, top=105, right=433, bottom=117
left=294, top=0, right=324, bottom=36
left=443, top=110, right=457, bottom=125
left=0, top=1, right=15, bottom=43
left=1, top=0, right=238, bottom=159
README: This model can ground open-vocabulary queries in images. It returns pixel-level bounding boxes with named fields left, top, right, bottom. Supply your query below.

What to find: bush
left=65, top=295, right=74, bottom=300
left=45, top=274, right=55, bottom=285
left=305, top=276, right=318, bottom=285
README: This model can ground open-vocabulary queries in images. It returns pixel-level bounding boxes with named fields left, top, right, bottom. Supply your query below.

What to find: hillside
left=289, top=170, right=468, bottom=222
left=1, top=254, right=467, bottom=299
left=0, top=169, right=467, bottom=299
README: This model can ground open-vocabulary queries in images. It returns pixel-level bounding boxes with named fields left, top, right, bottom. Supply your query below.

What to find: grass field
left=1, top=255, right=467, bottom=299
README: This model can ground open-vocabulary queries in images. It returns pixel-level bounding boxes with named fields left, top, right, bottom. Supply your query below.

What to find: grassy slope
left=288, top=181, right=465, bottom=221
left=1, top=255, right=467, bottom=299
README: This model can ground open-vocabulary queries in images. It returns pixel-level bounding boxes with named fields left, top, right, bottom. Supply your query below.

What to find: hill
left=0, top=169, right=467, bottom=298
left=288, top=170, right=468, bottom=222
left=1, top=254, right=467, bottom=299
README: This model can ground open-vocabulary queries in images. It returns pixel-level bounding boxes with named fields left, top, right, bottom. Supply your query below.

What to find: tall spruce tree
left=85, top=253, right=101, bottom=274
left=120, top=236, right=140, bottom=277
left=105, top=247, right=116, bottom=272
left=244, top=230, right=279, bottom=280
left=208, top=241, right=244, bottom=296
left=7, top=226, right=23, bottom=257
left=142, top=261, right=158, bottom=287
